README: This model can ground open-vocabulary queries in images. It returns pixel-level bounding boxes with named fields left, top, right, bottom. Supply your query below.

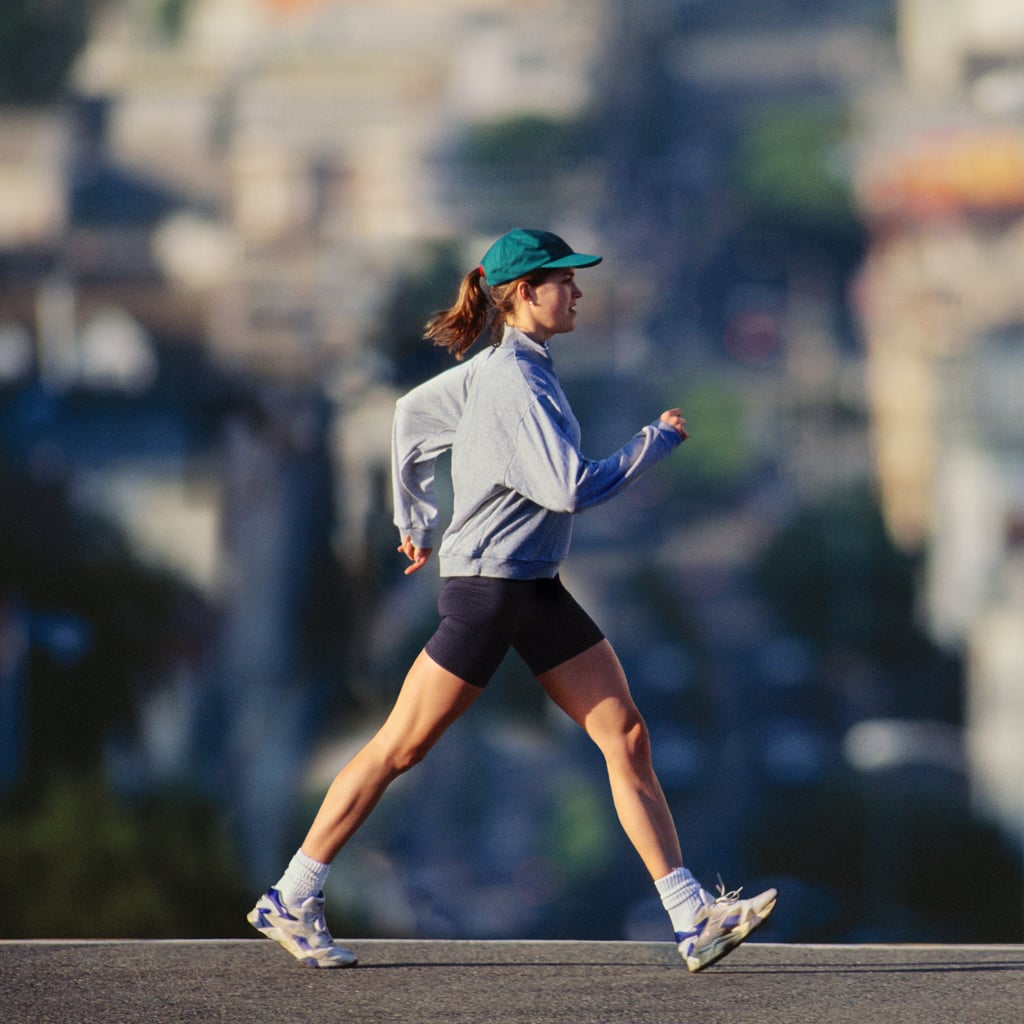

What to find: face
left=519, top=269, right=584, bottom=340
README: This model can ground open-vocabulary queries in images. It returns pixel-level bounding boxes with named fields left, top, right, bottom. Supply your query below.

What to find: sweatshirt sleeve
left=504, top=393, right=682, bottom=514
left=391, top=360, right=474, bottom=548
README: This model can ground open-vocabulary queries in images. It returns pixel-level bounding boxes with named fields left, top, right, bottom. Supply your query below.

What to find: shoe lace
left=712, top=875, right=743, bottom=904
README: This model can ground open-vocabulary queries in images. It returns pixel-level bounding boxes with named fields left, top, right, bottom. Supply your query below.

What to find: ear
left=516, top=279, right=537, bottom=306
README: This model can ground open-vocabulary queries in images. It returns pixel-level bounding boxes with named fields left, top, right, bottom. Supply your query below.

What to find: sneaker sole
left=684, top=893, right=777, bottom=973
left=247, top=907, right=359, bottom=968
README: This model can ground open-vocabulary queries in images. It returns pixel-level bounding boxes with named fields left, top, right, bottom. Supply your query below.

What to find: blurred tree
left=699, top=102, right=867, bottom=359
left=0, top=449, right=253, bottom=938
left=733, top=103, right=857, bottom=226
left=369, top=242, right=465, bottom=388
left=0, top=0, right=89, bottom=104
left=751, top=767, right=1023, bottom=942
left=668, top=375, right=757, bottom=497
left=0, top=451, right=206, bottom=782
left=464, top=115, right=596, bottom=180
left=157, top=0, right=193, bottom=39
left=0, top=775, right=251, bottom=937
left=458, top=114, right=599, bottom=228
left=754, top=488, right=962, bottom=719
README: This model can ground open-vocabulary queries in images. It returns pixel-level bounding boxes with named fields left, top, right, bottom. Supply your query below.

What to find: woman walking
left=247, top=228, right=776, bottom=972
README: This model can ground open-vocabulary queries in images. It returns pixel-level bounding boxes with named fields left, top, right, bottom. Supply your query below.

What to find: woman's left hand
left=660, top=408, right=689, bottom=441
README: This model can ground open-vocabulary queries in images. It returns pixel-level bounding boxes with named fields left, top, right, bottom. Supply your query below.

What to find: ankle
left=275, top=848, right=331, bottom=905
left=655, top=866, right=706, bottom=933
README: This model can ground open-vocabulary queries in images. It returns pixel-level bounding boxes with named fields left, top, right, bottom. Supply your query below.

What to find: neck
left=508, top=321, right=552, bottom=345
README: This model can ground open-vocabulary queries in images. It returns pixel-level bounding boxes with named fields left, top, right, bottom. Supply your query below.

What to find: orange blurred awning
left=857, top=127, right=1024, bottom=220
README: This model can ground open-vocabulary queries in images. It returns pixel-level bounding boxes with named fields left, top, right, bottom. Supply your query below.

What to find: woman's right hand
left=660, top=408, right=689, bottom=441
left=398, top=536, right=433, bottom=575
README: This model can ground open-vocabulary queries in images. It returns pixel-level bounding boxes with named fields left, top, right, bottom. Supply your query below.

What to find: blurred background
left=1, top=0, right=1022, bottom=944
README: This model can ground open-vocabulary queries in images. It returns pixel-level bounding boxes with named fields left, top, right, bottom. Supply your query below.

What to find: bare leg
left=301, top=650, right=481, bottom=864
left=537, top=639, right=683, bottom=880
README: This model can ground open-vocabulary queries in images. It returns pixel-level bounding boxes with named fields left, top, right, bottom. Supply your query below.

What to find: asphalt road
left=2, top=939, right=1022, bottom=1024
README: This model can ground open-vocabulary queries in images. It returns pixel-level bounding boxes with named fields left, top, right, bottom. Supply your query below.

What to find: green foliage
left=158, top=0, right=193, bottom=39
left=0, top=776, right=250, bottom=938
left=732, top=103, right=856, bottom=226
left=544, top=774, right=614, bottom=879
left=667, top=377, right=756, bottom=494
left=464, top=115, right=594, bottom=174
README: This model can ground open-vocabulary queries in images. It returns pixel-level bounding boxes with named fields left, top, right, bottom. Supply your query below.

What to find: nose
left=572, top=282, right=582, bottom=298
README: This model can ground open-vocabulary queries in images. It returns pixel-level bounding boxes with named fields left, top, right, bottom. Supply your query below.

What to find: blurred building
left=854, top=0, right=1024, bottom=851
left=1, top=0, right=613, bottom=638
left=0, top=0, right=613, bottom=885
left=68, top=0, right=608, bottom=378
left=8, top=0, right=1000, bottom=940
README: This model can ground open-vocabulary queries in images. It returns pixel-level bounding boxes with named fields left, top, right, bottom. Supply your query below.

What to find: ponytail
left=424, top=266, right=492, bottom=360
left=424, top=266, right=549, bottom=360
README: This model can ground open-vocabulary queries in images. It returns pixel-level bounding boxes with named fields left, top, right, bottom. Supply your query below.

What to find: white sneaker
left=247, top=888, right=358, bottom=968
left=676, top=882, right=777, bottom=972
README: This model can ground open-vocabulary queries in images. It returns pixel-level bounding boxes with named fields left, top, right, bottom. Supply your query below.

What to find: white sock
left=274, top=849, right=331, bottom=905
left=655, top=866, right=708, bottom=936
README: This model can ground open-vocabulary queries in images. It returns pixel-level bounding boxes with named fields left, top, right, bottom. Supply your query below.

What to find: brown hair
left=424, top=266, right=551, bottom=360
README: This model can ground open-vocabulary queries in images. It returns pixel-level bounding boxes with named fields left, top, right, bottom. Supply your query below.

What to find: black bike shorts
left=424, top=575, right=605, bottom=688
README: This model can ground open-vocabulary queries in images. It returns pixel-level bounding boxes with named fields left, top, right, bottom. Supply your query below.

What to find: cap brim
left=544, top=253, right=602, bottom=270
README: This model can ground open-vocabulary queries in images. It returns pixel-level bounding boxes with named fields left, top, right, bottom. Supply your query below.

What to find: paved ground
left=2, top=939, right=1022, bottom=1023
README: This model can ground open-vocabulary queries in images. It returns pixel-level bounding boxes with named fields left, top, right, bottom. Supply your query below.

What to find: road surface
left=2, top=939, right=1021, bottom=1023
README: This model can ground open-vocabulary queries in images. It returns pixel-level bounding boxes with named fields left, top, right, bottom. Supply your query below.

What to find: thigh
left=373, top=649, right=483, bottom=758
left=512, top=576, right=605, bottom=678
left=536, top=639, right=642, bottom=740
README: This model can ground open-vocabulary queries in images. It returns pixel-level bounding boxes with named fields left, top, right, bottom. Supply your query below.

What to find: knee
left=391, top=740, right=431, bottom=776
left=596, top=710, right=653, bottom=772
left=372, top=735, right=432, bottom=779
left=623, top=714, right=654, bottom=768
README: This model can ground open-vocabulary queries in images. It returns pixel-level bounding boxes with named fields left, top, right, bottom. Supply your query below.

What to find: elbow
left=551, top=491, right=583, bottom=514
left=534, top=481, right=582, bottom=513
left=559, top=476, right=612, bottom=513
left=531, top=494, right=578, bottom=514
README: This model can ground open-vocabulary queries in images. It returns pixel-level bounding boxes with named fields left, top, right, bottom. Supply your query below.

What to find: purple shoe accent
left=265, top=888, right=298, bottom=921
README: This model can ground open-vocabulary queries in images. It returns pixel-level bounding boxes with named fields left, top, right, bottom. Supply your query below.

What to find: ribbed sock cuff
left=275, top=848, right=331, bottom=905
left=655, top=867, right=706, bottom=932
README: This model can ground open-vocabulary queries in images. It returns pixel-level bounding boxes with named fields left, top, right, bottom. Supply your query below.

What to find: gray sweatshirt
left=392, top=326, right=682, bottom=579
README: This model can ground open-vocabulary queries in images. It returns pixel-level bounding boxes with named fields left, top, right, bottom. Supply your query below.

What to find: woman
left=248, top=228, right=776, bottom=972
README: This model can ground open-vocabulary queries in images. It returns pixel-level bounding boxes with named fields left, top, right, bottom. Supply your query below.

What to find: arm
left=391, top=359, right=475, bottom=552
left=505, top=398, right=686, bottom=514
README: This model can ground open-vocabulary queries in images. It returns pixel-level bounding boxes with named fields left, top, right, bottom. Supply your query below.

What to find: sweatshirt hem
left=438, top=555, right=561, bottom=580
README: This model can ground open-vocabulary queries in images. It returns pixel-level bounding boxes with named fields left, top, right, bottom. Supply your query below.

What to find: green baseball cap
left=479, top=228, right=602, bottom=286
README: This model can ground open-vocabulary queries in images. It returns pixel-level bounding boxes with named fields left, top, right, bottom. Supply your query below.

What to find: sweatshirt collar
left=503, top=324, right=551, bottom=358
